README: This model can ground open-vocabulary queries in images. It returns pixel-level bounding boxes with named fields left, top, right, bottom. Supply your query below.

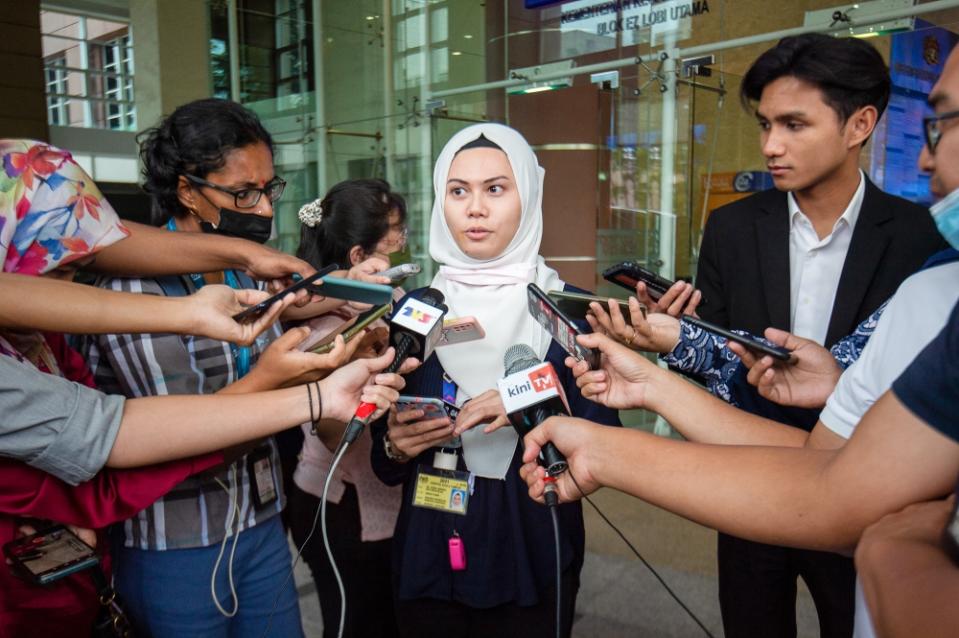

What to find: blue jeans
left=111, top=515, right=303, bottom=638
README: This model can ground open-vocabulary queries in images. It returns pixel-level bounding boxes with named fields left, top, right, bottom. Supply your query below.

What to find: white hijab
left=429, top=123, right=563, bottom=479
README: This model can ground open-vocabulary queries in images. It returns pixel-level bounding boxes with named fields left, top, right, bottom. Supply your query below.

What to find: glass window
left=40, top=10, right=136, bottom=131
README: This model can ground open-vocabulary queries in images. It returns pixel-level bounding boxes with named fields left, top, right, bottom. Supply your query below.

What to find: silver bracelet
left=383, top=430, right=408, bottom=462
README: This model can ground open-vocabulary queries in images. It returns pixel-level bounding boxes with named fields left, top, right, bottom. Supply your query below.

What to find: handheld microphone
left=384, top=288, right=448, bottom=373
left=342, top=288, right=448, bottom=444
left=497, top=344, right=569, bottom=478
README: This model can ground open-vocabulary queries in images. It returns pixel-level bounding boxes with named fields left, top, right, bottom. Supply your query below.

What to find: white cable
left=321, top=441, right=351, bottom=638
left=212, top=465, right=241, bottom=618
left=260, top=435, right=352, bottom=638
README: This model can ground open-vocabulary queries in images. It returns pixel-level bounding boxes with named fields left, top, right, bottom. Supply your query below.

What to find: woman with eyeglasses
left=82, top=99, right=316, bottom=638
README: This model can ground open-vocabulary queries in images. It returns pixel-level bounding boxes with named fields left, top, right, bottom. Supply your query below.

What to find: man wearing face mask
left=81, top=99, right=309, bottom=637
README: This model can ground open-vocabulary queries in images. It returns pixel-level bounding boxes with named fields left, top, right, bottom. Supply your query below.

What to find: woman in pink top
left=288, top=178, right=410, bottom=638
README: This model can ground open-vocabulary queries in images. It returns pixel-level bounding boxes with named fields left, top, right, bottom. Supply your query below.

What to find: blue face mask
left=930, top=187, right=959, bottom=251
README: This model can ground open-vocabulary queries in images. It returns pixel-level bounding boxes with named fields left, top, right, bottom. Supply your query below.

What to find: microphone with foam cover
left=498, top=344, right=569, bottom=477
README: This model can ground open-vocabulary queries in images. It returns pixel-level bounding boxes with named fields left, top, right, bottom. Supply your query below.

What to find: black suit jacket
left=695, top=179, right=946, bottom=348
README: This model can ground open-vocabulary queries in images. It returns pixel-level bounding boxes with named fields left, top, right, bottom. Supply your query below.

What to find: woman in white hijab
left=371, top=123, right=620, bottom=638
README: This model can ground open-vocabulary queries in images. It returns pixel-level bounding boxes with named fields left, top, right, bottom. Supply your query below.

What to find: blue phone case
left=310, top=276, right=393, bottom=305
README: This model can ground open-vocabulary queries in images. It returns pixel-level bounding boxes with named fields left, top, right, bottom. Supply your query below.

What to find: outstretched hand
left=586, top=297, right=681, bottom=354
left=567, top=332, right=663, bottom=410
left=319, top=346, right=420, bottom=423
left=189, top=285, right=295, bottom=346
left=635, top=280, right=701, bottom=317
left=519, top=416, right=605, bottom=505
left=727, top=327, right=841, bottom=409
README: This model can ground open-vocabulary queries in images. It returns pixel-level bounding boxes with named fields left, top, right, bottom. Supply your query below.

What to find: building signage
left=560, top=0, right=709, bottom=37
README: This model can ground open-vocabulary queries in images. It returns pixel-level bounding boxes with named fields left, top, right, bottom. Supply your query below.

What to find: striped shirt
left=80, top=274, right=285, bottom=550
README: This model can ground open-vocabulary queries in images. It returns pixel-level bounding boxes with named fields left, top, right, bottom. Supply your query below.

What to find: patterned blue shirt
left=660, top=301, right=888, bottom=406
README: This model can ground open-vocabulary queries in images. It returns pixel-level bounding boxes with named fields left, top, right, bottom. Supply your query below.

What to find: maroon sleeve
left=0, top=453, right=223, bottom=529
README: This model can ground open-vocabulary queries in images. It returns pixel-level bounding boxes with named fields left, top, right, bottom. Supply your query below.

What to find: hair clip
left=298, top=200, right=323, bottom=227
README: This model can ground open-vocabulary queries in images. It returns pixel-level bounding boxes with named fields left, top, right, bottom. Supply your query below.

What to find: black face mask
left=199, top=208, right=273, bottom=244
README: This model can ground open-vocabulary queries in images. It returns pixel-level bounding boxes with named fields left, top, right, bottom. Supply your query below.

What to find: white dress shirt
left=787, top=171, right=866, bottom=344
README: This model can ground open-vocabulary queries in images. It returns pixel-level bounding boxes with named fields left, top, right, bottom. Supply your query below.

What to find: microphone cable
left=567, top=469, right=716, bottom=638
left=544, top=479, right=562, bottom=638
left=320, top=439, right=351, bottom=638
left=259, top=435, right=352, bottom=638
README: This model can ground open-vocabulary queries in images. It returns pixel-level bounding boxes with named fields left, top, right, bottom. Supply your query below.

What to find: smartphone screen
left=527, top=284, right=599, bottom=368
left=4, top=525, right=99, bottom=585
left=232, top=263, right=338, bottom=323
left=683, top=315, right=793, bottom=362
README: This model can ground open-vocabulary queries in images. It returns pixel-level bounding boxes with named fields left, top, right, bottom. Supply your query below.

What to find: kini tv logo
left=505, top=364, right=557, bottom=398
left=400, top=306, right=435, bottom=324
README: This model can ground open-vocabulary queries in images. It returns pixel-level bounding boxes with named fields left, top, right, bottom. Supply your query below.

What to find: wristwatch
left=383, top=430, right=408, bottom=463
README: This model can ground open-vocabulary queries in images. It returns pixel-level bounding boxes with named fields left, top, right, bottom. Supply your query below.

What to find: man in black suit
left=690, top=34, right=946, bottom=638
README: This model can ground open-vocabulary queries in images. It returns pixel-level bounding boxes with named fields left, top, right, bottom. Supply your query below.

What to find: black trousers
left=393, top=568, right=579, bottom=638
left=718, top=533, right=856, bottom=638
left=288, top=482, right=399, bottom=638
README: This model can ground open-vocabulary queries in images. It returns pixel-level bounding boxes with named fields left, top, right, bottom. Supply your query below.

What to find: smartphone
left=395, top=395, right=448, bottom=418
left=527, top=284, right=599, bottom=368
left=380, top=263, right=421, bottom=286
left=602, top=261, right=677, bottom=302
left=682, top=315, right=793, bottom=362
left=308, top=276, right=393, bottom=305
left=4, top=525, right=99, bottom=585
left=308, top=303, right=392, bottom=354
left=547, top=290, right=646, bottom=325
left=232, top=263, right=338, bottom=323
left=438, top=316, right=486, bottom=347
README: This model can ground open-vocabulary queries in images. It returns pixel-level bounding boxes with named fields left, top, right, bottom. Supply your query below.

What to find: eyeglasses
left=184, top=174, right=286, bottom=209
left=923, top=109, right=959, bottom=153
left=381, top=224, right=409, bottom=251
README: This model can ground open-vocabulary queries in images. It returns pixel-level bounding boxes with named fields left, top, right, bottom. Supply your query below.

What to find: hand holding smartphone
left=682, top=315, right=793, bottom=362
left=4, top=525, right=99, bottom=585
left=547, top=290, right=646, bottom=325
left=232, top=263, right=338, bottom=323
left=527, top=284, right=599, bottom=368
left=380, top=263, right=421, bottom=286
left=307, top=303, right=391, bottom=354
left=603, top=261, right=705, bottom=306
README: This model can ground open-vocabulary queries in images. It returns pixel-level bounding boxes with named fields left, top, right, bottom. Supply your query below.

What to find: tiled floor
left=289, top=487, right=819, bottom=637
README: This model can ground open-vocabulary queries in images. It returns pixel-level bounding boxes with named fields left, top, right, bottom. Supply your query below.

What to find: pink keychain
left=448, top=531, right=466, bottom=571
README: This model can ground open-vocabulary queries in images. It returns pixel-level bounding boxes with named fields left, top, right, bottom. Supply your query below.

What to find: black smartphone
left=602, top=261, right=679, bottom=302
left=547, top=289, right=646, bottom=325
left=682, top=315, right=793, bottom=362
left=4, top=525, right=99, bottom=585
left=232, top=263, right=338, bottom=323
left=527, top=283, right=599, bottom=368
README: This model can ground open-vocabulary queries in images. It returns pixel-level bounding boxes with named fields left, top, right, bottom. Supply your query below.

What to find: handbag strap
left=89, top=566, right=133, bottom=637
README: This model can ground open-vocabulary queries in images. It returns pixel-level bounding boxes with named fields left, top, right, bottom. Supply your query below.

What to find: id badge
left=246, top=446, right=278, bottom=510
left=412, top=465, right=470, bottom=515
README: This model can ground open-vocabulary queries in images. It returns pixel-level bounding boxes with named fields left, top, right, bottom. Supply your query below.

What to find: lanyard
left=165, top=218, right=251, bottom=378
